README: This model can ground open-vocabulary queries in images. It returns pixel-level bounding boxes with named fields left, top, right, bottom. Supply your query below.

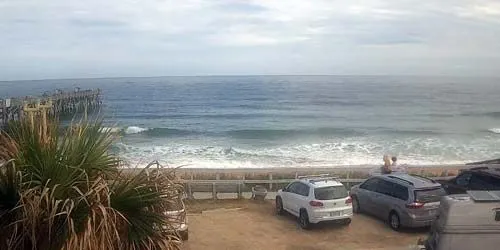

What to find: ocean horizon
left=1, top=75, right=499, bottom=168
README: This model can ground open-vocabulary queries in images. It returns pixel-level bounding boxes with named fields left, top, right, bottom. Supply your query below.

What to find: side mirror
left=282, top=187, right=287, bottom=192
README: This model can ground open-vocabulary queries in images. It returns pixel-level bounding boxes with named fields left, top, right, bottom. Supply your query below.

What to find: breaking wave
left=124, top=126, right=149, bottom=134
left=488, top=128, right=500, bottom=134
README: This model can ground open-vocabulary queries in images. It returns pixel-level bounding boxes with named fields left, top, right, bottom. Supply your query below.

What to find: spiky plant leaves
left=0, top=160, right=20, bottom=213
left=0, top=118, right=183, bottom=250
left=110, top=163, right=184, bottom=250
left=0, top=160, right=24, bottom=249
left=58, top=121, right=119, bottom=179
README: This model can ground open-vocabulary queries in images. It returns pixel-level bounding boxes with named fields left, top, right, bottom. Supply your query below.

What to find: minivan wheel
left=352, top=197, right=361, bottom=214
left=275, top=197, right=284, bottom=215
left=299, top=210, right=311, bottom=230
left=389, top=212, right=401, bottom=231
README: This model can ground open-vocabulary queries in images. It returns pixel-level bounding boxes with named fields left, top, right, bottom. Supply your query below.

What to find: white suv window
left=314, top=186, right=348, bottom=200
left=295, top=183, right=310, bottom=196
left=285, top=182, right=299, bottom=192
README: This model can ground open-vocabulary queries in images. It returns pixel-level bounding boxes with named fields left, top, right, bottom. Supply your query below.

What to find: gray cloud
left=0, top=0, right=500, bottom=80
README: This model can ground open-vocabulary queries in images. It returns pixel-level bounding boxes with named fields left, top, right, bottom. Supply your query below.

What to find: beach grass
left=0, top=119, right=183, bottom=250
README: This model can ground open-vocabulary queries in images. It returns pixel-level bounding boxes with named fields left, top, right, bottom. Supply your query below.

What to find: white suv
left=275, top=175, right=353, bottom=229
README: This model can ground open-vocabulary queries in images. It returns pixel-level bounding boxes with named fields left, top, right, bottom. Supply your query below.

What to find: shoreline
left=123, top=163, right=500, bottom=180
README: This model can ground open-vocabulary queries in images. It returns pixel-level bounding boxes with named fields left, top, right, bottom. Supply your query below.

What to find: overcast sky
left=1, top=0, right=500, bottom=80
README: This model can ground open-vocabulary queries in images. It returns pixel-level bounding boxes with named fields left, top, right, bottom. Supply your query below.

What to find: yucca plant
left=0, top=118, right=183, bottom=250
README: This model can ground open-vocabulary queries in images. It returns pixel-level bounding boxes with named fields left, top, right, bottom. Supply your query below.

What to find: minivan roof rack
left=297, top=174, right=331, bottom=179
left=386, top=175, right=414, bottom=186
left=410, top=174, right=437, bottom=183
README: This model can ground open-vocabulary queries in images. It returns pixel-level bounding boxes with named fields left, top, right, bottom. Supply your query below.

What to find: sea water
left=1, top=75, right=499, bottom=168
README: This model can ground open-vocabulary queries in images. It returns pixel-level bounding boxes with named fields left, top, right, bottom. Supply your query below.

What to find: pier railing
left=1, top=88, right=101, bottom=127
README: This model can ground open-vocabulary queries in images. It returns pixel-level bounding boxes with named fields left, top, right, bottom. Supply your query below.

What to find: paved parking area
left=183, top=200, right=426, bottom=250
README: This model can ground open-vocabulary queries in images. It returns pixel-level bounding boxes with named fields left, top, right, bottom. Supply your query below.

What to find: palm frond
left=110, top=165, right=183, bottom=250
left=0, top=118, right=183, bottom=250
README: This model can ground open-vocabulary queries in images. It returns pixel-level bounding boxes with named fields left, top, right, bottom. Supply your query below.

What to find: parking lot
left=183, top=200, right=426, bottom=250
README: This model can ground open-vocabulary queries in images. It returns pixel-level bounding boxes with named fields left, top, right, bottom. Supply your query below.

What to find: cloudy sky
left=1, top=0, right=500, bottom=80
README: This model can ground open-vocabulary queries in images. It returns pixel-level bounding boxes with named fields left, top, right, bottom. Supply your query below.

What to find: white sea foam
left=488, top=128, right=500, bottom=134
left=113, top=136, right=492, bottom=168
left=124, top=126, right=149, bottom=134
left=100, top=127, right=121, bottom=133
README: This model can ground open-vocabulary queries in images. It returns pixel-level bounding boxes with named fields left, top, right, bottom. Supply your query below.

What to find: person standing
left=391, top=156, right=407, bottom=173
left=391, top=156, right=398, bottom=167
left=382, top=155, right=392, bottom=174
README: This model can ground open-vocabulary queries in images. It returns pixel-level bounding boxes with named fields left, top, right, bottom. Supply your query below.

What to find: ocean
left=1, top=75, right=499, bottom=168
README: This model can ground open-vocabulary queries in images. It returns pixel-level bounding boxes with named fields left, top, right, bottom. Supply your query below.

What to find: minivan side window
left=360, top=178, right=379, bottom=192
left=375, top=180, right=394, bottom=196
left=375, top=180, right=409, bottom=201
left=392, top=183, right=409, bottom=201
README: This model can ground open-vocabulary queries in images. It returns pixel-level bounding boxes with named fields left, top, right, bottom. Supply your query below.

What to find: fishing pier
left=0, top=88, right=101, bottom=128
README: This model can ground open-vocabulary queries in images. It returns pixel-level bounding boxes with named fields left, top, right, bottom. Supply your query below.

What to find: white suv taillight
left=345, top=196, right=352, bottom=204
left=309, top=200, right=324, bottom=207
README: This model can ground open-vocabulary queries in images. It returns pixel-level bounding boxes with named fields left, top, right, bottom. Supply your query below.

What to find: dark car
left=163, top=196, right=189, bottom=240
left=440, top=166, right=500, bottom=194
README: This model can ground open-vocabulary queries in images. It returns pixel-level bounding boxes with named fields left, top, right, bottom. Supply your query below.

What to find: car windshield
left=314, top=186, right=348, bottom=200
left=470, top=174, right=500, bottom=189
left=414, top=188, right=446, bottom=203
left=166, top=199, right=184, bottom=211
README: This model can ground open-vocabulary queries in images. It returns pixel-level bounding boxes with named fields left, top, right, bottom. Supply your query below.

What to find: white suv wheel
left=276, top=197, right=284, bottom=215
left=299, top=210, right=310, bottom=229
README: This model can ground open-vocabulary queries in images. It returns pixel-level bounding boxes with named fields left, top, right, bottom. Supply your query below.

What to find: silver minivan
left=350, top=174, right=446, bottom=230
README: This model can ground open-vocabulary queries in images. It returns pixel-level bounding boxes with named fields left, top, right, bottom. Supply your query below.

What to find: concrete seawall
left=168, top=164, right=471, bottom=180
left=123, top=163, right=485, bottom=181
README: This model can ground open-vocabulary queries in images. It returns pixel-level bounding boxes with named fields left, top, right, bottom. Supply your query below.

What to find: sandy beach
left=183, top=199, right=425, bottom=250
